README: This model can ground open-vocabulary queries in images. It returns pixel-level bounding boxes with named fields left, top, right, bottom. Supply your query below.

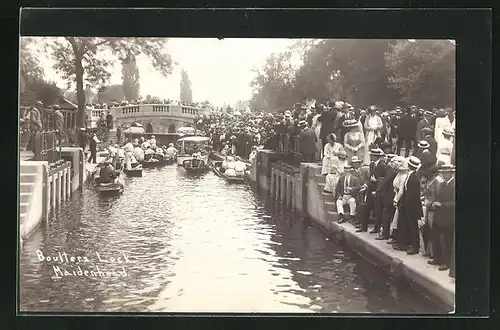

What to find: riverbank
left=250, top=149, right=455, bottom=310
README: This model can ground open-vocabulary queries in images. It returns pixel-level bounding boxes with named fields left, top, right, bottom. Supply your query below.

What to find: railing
left=34, top=131, right=62, bottom=164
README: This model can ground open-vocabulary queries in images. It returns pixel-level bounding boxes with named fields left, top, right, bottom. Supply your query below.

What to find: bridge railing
left=110, top=103, right=204, bottom=120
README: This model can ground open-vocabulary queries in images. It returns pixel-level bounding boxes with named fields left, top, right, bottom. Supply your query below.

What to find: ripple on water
left=20, top=167, right=445, bottom=314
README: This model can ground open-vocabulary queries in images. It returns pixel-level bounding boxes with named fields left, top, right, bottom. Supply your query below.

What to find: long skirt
left=324, top=173, right=340, bottom=193
left=321, top=156, right=337, bottom=175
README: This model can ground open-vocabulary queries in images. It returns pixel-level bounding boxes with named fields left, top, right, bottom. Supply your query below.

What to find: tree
left=180, top=69, right=193, bottom=102
left=122, top=52, right=140, bottom=101
left=385, top=40, right=456, bottom=108
left=20, top=37, right=45, bottom=87
left=96, top=116, right=109, bottom=142
left=45, top=37, right=175, bottom=126
left=250, top=51, right=298, bottom=111
left=97, top=84, right=125, bottom=104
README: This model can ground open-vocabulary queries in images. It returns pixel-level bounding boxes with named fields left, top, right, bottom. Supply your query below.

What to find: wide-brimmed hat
left=442, top=128, right=455, bottom=137
left=369, top=148, right=385, bottom=157
left=438, top=164, right=455, bottom=172
left=230, top=135, right=237, bottom=140
left=151, top=135, right=155, bottom=139
left=350, top=156, right=362, bottom=164
left=368, top=105, right=377, bottom=112
left=407, top=156, right=421, bottom=170
left=424, top=110, right=434, bottom=116
left=284, top=110, right=292, bottom=117
left=297, top=120, right=307, bottom=128
left=418, top=140, right=430, bottom=149
left=328, top=133, right=336, bottom=141
left=334, top=101, right=344, bottom=109
left=169, top=143, right=174, bottom=147
left=337, top=150, right=347, bottom=159
left=391, top=156, right=408, bottom=171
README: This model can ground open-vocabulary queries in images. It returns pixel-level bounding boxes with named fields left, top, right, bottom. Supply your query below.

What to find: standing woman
left=387, top=156, right=409, bottom=246
left=321, top=133, right=345, bottom=176
left=324, top=150, right=348, bottom=194
left=343, top=116, right=368, bottom=164
left=311, top=106, right=323, bottom=160
left=364, top=105, right=384, bottom=149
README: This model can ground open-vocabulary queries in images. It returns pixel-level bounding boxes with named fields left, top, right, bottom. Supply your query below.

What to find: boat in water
left=141, top=157, right=162, bottom=168
left=123, top=163, right=143, bottom=177
left=91, top=170, right=124, bottom=195
left=182, top=156, right=210, bottom=174
left=176, top=136, right=211, bottom=166
left=209, top=159, right=246, bottom=183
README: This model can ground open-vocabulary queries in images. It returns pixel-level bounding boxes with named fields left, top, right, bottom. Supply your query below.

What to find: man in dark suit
left=397, top=108, right=417, bottom=157
left=396, top=156, right=423, bottom=255
left=356, top=148, right=388, bottom=233
left=318, top=105, right=337, bottom=150
left=335, top=164, right=362, bottom=224
left=298, top=120, right=317, bottom=162
left=390, top=107, right=402, bottom=145
left=427, top=164, right=455, bottom=271
left=375, top=153, right=398, bottom=240
left=422, top=127, right=438, bottom=159
left=416, top=110, right=433, bottom=142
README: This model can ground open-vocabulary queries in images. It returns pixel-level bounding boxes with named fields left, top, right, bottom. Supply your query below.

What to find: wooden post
left=51, top=175, right=56, bottom=211
left=66, top=166, right=71, bottom=199
left=61, top=168, right=66, bottom=201
left=270, top=168, right=275, bottom=198
left=44, top=165, right=50, bottom=224
left=280, top=171, right=286, bottom=203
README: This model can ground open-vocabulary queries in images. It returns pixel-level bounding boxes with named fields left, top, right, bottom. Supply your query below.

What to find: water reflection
left=20, top=166, right=444, bottom=313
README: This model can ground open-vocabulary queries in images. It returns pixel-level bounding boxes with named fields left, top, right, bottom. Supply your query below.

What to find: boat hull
left=208, top=160, right=246, bottom=183
left=182, top=158, right=210, bottom=174
left=123, top=167, right=143, bottom=177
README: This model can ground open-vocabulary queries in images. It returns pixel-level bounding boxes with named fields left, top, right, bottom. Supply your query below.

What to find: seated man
left=248, top=146, right=258, bottom=164
left=335, top=164, right=362, bottom=223
left=144, top=146, right=155, bottom=160
left=234, top=156, right=246, bottom=176
left=99, top=161, right=119, bottom=184
left=133, top=144, right=145, bottom=162
left=165, top=143, right=177, bottom=159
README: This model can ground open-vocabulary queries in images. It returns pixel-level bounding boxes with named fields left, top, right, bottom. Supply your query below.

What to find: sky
left=30, top=38, right=301, bottom=107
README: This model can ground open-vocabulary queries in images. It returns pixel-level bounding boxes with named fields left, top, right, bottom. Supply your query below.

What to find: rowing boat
left=209, top=160, right=246, bottom=183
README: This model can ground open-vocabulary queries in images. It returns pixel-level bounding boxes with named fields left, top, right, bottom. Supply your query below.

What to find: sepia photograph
left=19, top=35, right=456, bottom=313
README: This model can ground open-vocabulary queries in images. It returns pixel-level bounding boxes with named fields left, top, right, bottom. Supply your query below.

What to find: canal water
left=19, top=165, right=444, bottom=313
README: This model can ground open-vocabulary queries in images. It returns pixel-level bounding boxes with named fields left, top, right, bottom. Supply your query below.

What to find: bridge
left=87, top=103, right=204, bottom=133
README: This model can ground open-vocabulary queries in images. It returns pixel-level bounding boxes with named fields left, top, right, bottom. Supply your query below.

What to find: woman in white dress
left=364, top=106, right=384, bottom=149
left=321, top=133, right=345, bottom=175
left=434, top=109, right=455, bottom=148
left=436, top=128, right=454, bottom=165
left=324, top=150, right=348, bottom=193
left=343, top=118, right=369, bottom=165
left=388, top=156, right=409, bottom=244
left=311, top=108, right=323, bottom=160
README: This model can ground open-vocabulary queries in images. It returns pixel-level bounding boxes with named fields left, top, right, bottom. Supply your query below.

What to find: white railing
left=86, top=103, right=204, bottom=128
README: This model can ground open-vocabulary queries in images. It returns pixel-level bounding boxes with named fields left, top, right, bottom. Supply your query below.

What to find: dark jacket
left=298, top=127, right=317, bottom=155
left=416, top=118, right=431, bottom=141
left=78, top=131, right=87, bottom=148
left=424, top=135, right=438, bottom=157
left=368, top=160, right=388, bottom=192
left=433, top=177, right=455, bottom=227
left=378, top=168, right=397, bottom=206
left=398, top=114, right=417, bottom=140
left=400, top=171, right=423, bottom=220
left=99, top=165, right=117, bottom=184
left=335, top=173, right=362, bottom=200
left=318, top=110, right=337, bottom=139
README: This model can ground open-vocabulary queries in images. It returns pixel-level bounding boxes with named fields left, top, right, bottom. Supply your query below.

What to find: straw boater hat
left=442, top=128, right=455, bottom=138
left=328, top=132, right=337, bottom=141
left=343, top=118, right=359, bottom=128
left=407, top=156, right=421, bottom=170
left=395, top=106, right=402, bottom=114
left=284, top=110, right=292, bottom=118
left=417, top=140, right=430, bottom=149
left=350, top=156, right=362, bottom=164
left=369, top=148, right=385, bottom=157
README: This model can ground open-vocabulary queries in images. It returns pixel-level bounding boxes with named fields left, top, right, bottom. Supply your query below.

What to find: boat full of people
left=175, top=136, right=210, bottom=166
left=209, top=155, right=247, bottom=183
left=182, top=152, right=210, bottom=174
left=90, top=161, right=124, bottom=195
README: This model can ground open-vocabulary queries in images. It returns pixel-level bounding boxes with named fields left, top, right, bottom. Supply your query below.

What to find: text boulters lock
left=36, top=250, right=132, bottom=278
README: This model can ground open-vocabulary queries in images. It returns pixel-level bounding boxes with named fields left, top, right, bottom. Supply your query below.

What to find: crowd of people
left=195, top=100, right=456, bottom=279
left=86, top=99, right=212, bottom=110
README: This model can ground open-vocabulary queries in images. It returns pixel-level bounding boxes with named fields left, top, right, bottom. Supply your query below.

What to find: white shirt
left=234, top=161, right=246, bottom=172
left=117, top=149, right=125, bottom=158
left=133, top=147, right=144, bottom=161
left=124, top=142, right=134, bottom=153
left=165, top=147, right=177, bottom=157
left=144, top=148, right=155, bottom=155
